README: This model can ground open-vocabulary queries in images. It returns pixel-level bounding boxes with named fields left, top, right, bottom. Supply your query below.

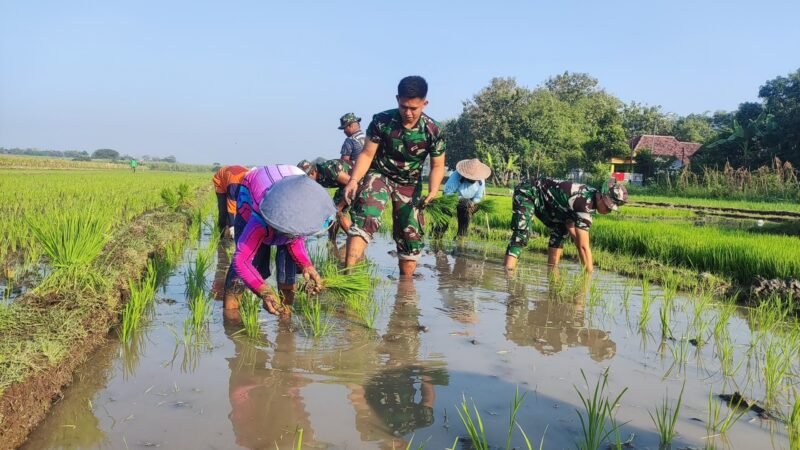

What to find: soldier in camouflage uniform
left=504, top=177, right=628, bottom=273
left=298, top=158, right=353, bottom=239
left=343, top=76, right=446, bottom=276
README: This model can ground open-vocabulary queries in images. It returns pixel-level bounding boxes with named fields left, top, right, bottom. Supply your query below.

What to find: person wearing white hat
left=443, top=158, right=492, bottom=237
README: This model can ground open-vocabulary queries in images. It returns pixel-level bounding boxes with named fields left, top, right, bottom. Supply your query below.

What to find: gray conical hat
left=259, top=176, right=336, bottom=236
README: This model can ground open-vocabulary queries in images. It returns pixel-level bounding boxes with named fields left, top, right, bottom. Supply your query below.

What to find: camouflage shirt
left=522, top=178, right=598, bottom=230
left=366, top=109, right=445, bottom=185
left=314, top=159, right=352, bottom=188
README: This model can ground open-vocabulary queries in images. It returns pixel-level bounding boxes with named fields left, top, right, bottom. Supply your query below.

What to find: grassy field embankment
left=0, top=168, right=210, bottom=449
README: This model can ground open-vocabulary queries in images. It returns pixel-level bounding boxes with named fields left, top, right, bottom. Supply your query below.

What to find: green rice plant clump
left=239, top=292, right=261, bottom=339
left=574, top=369, right=628, bottom=450
left=120, top=261, right=158, bottom=342
left=648, top=383, right=684, bottom=448
left=28, top=209, right=112, bottom=292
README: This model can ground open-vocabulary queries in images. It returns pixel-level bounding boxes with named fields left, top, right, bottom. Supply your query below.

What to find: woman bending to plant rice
left=224, top=173, right=335, bottom=316
left=503, top=177, right=627, bottom=273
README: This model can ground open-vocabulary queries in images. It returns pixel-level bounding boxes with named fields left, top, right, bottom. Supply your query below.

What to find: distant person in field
left=343, top=76, right=446, bottom=277
left=443, top=158, right=491, bottom=237
left=212, top=165, right=249, bottom=239
left=298, top=157, right=353, bottom=240
left=339, top=113, right=366, bottom=163
left=130, top=158, right=138, bottom=173
left=503, top=178, right=628, bottom=273
left=224, top=169, right=334, bottom=316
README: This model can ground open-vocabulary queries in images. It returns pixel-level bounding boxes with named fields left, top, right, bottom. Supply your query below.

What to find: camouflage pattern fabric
left=314, top=158, right=352, bottom=208
left=506, top=178, right=598, bottom=258
left=348, top=172, right=425, bottom=260
left=366, top=109, right=445, bottom=185
left=315, top=159, right=352, bottom=188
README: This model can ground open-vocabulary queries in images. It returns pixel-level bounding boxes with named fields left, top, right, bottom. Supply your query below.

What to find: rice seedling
left=120, top=261, right=158, bottom=342
left=456, top=395, right=488, bottom=450
left=185, top=249, right=212, bottom=299
left=649, top=383, right=685, bottom=448
left=160, top=182, right=192, bottom=212
left=621, top=280, right=634, bottom=312
left=295, top=291, right=332, bottom=338
left=639, top=284, right=653, bottom=334
left=664, top=338, right=690, bottom=379
left=713, top=302, right=736, bottom=342
left=715, top=331, right=742, bottom=379
left=574, top=369, right=628, bottom=450
left=789, top=395, right=800, bottom=450
left=659, top=301, right=672, bottom=339
left=762, top=338, right=797, bottom=407
left=238, top=291, right=261, bottom=339
left=187, top=292, right=213, bottom=331
left=705, top=387, right=748, bottom=439
left=27, top=209, right=111, bottom=293
left=588, top=281, right=604, bottom=308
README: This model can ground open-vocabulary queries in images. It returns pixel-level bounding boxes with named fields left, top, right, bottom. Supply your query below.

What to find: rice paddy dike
left=0, top=168, right=210, bottom=449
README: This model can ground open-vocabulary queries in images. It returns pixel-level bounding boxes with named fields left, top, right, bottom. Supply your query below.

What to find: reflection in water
left=505, top=272, right=617, bottom=362
left=223, top=320, right=314, bottom=449
left=433, top=248, right=485, bottom=324
left=348, top=280, right=449, bottom=444
left=211, top=242, right=232, bottom=301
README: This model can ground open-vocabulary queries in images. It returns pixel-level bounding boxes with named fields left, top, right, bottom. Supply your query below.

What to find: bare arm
left=424, top=154, right=446, bottom=204
left=343, top=140, right=378, bottom=201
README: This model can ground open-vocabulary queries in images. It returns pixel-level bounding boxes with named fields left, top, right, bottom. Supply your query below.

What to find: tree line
left=442, top=69, right=800, bottom=185
left=0, top=147, right=178, bottom=163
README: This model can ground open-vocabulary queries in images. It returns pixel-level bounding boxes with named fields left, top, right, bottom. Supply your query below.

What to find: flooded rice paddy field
left=22, top=232, right=795, bottom=449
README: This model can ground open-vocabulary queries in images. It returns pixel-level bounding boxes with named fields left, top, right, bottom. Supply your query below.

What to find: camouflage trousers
left=348, top=172, right=425, bottom=261
left=507, top=180, right=569, bottom=258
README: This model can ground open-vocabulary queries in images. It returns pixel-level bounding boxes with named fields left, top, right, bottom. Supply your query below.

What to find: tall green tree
left=621, top=102, right=675, bottom=140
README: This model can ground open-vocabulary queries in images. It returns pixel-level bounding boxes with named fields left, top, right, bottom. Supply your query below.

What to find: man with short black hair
left=343, top=76, right=446, bottom=277
left=339, top=113, right=366, bottom=163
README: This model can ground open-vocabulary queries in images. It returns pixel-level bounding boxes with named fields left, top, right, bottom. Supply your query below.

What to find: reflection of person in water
left=347, top=280, right=448, bottom=445
left=505, top=274, right=616, bottom=361
left=211, top=241, right=232, bottom=301
left=433, top=248, right=484, bottom=324
left=223, top=319, right=315, bottom=449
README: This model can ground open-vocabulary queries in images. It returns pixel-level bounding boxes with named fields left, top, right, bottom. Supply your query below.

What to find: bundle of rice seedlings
left=425, top=195, right=458, bottom=234
left=474, top=198, right=498, bottom=216
left=306, top=262, right=373, bottom=300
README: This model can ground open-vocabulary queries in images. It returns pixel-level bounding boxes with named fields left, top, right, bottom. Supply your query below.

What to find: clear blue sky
left=2, top=0, right=798, bottom=165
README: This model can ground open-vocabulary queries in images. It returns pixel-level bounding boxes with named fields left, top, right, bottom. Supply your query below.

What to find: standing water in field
left=21, top=229, right=797, bottom=449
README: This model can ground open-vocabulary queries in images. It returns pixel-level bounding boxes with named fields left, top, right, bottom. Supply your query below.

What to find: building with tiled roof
left=629, top=135, right=702, bottom=166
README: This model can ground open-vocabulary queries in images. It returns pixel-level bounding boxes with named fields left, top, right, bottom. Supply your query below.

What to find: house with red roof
left=609, top=135, right=702, bottom=183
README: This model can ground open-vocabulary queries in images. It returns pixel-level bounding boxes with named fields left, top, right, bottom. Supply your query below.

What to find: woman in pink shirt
left=224, top=171, right=335, bottom=316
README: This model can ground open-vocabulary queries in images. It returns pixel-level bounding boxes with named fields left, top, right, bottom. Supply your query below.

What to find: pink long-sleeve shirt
left=232, top=164, right=309, bottom=293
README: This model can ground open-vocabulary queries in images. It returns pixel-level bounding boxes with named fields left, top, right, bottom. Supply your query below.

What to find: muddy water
left=22, top=233, right=792, bottom=450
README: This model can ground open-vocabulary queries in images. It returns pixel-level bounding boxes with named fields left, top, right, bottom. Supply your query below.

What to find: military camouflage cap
left=297, top=158, right=326, bottom=175
left=338, top=112, right=361, bottom=129
left=600, top=179, right=628, bottom=210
